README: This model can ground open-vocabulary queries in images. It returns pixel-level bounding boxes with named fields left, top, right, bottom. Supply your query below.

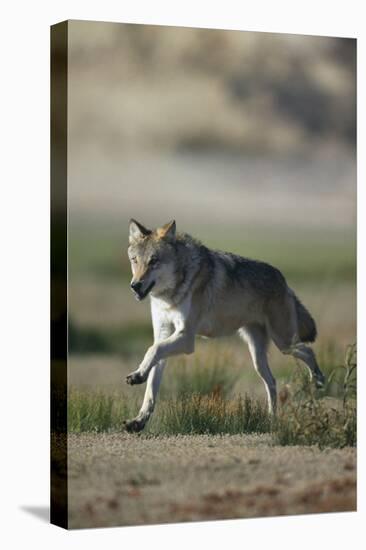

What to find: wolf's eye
left=149, top=257, right=158, bottom=267
left=130, top=256, right=137, bottom=264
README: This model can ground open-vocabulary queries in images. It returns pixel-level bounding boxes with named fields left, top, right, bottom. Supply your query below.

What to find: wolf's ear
left=129, top=219, right=151, bottom=243
left=157, top=220, right=176, bottom=240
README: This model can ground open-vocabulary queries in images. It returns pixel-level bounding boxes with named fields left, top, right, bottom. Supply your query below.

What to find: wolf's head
left=127, top=219, right=178, bottom=301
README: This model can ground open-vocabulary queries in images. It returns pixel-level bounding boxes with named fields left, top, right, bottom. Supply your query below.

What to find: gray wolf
left=123, top=219, right=325, bottom=433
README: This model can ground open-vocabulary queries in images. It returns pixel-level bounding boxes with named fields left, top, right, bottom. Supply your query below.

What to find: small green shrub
left=275, top=344, right=356, bottom=448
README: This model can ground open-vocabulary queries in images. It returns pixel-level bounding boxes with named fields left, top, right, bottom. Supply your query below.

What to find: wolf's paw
left=315, top=372, right=326, bottom=389
left=126, top=371, right=147, bottom=385
left=123, top=418, right=145, bottom=433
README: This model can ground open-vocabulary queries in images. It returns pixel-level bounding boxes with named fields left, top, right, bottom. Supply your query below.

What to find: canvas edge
left=50, top=19, right=68, bottom=530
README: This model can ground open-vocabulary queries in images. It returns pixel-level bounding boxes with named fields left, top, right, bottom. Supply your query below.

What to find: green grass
left=150, top=394, right=271, bottom=435
left=67, top=389, right=136, bottom=433
left=66, top=345, right=356, bottom=447
left=67, top=389, right=270, bottom=436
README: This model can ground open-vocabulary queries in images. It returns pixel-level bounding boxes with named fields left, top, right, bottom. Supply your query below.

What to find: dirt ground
left=67, top=433, right=356, bottom=529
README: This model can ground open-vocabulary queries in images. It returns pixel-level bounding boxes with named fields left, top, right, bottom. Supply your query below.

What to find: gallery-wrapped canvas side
left=50, top=20, right=68, bottom=530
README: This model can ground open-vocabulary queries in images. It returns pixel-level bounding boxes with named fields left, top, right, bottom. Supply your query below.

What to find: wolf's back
left=293, top=293, right=317, bottom=343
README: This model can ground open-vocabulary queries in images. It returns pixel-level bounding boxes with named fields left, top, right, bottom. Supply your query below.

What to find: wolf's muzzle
left=131, top=280, right=155, bottom=300
left=130, top=281, right=142, bottom=293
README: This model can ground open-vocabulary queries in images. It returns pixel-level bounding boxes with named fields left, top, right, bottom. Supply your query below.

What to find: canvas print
left=51, top=20, right=356, bottom=529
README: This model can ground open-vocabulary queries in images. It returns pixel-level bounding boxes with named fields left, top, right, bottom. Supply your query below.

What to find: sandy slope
left=67, top=433, right=356, bottom=529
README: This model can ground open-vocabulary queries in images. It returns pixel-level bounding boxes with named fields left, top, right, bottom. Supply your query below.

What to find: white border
left=1, top=1, right=364, bottom=548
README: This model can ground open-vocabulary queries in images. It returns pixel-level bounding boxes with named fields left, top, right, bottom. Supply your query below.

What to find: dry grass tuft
left=275, top=344, right=356, bottom=448
left=151, top=393, right=270, bottom=435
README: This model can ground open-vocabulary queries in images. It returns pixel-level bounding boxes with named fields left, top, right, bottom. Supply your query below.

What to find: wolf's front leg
left=125, top=344, right=158, bottom=386
left=126, top=329, right=195, bottom=386
left=123, top=360, right=166, bottom=433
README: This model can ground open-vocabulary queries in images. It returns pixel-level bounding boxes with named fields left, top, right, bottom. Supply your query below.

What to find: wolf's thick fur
left=124, top=219, right=325, bottom=433
left=293, top=294, right=317, bottom=343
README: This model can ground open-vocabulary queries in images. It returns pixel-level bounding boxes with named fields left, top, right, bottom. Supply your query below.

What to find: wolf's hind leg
left=267, top=301, right=325, bottom=387
left=239, top=324, right=277, bottom=414
left=124, top=360, right=166, bottom=433
left=286, top=344, right=325, bottom=388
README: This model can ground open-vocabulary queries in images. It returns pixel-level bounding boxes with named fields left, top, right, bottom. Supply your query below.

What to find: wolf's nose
left=131, top=281, right=142, bottom=292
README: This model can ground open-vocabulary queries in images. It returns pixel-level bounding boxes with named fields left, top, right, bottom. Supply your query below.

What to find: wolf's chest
left=151, top=296, right=190, bottom=332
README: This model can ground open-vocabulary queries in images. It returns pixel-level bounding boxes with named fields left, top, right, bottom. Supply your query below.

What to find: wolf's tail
left=292, top=293, right=317, bottom=343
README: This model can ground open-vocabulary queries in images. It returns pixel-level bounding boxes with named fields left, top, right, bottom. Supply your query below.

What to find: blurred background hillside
left=68, top=22, right=355, bottom=155
left=67, top=21, right=356, bottom=401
